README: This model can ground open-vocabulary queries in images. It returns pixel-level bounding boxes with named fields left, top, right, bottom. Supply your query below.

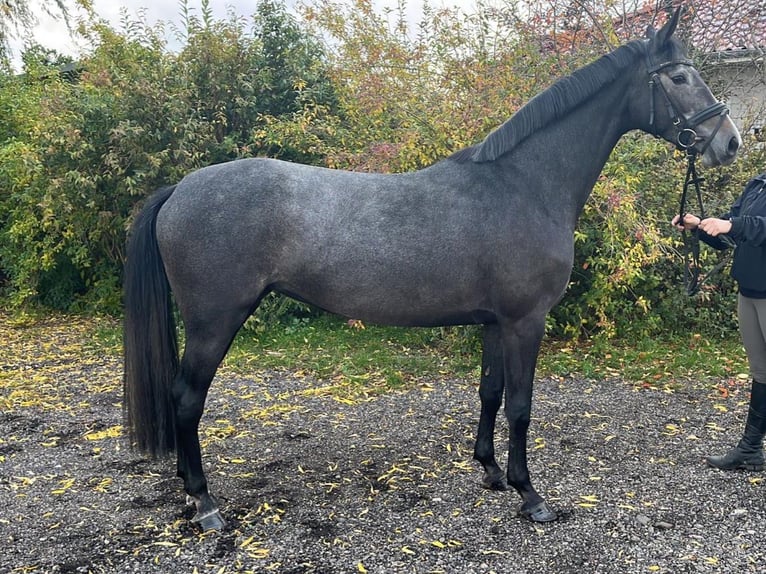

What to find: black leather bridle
left=644, top=45, right=733, bottom=295
left=645, top=47, right=731, bottom=155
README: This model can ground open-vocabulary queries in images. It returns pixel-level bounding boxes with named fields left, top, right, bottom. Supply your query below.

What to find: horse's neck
left=499, top=79, right=633, bottom=230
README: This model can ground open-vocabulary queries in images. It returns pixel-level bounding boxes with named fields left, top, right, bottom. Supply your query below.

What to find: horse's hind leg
left=173, top=309, right=250, bottom=531
left=474, top=323, right=507, bottom=490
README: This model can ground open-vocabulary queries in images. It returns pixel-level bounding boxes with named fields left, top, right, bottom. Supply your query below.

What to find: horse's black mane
left=450, top=38, right=650, bottom=163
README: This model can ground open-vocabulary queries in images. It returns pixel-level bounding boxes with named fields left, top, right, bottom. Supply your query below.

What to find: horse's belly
left=274, top=279, right=492, bottom=328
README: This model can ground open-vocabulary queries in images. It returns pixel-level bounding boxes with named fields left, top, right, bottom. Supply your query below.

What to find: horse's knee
left=479, top=389, right=502, bottom=411
left=504, top=404, right=531, bottom=432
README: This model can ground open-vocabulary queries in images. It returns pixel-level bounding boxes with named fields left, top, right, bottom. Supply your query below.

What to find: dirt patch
left=1, top=318, right=764, bottom=573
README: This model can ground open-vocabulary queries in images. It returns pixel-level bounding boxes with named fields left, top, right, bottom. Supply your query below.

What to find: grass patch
left=7, top=311, right=750, bottom=395
left=219, top=316, right=751, bottom=393
left=223, top=316, right=480, bottom=389
left=538, top=333, right=748, bottom=389
left=225, top=317, right=749, bottom=392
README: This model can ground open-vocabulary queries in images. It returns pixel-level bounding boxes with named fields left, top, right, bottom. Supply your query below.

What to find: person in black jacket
left=673, top=172, right=766, bottom=471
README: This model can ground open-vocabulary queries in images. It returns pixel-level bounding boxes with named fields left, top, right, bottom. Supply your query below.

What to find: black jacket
left=699, top=173, right=766, bottom=296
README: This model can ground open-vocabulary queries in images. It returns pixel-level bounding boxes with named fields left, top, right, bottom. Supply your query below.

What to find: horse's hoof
left=192, top=509, right=227, bottom=532
left=519, top=501, right=557, bottom=522
left=482, top=473, right=509, bottom=491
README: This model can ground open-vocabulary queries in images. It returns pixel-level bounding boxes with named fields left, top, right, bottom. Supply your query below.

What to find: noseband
left=645, top=46, right=730, bottom=155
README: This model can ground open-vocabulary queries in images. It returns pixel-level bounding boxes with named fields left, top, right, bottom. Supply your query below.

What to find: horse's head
left=639, top=7, right=741, bottom=167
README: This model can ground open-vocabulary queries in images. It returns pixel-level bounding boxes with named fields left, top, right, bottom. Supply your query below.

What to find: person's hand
left=698, top=218, right=732, bottom=237
left=671, top=213, right=701, bottom=231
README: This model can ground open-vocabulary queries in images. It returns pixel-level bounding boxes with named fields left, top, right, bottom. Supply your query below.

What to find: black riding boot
left=706, top=381, right=766, bottom=471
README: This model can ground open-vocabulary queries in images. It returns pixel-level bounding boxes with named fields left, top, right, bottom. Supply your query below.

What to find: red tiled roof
left=689, top=0, right=766, bottom=51
left=614, top=0, right=766, bottom=52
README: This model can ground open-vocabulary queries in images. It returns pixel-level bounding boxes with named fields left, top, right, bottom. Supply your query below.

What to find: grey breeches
left=738, top=294, right=766, bottom=383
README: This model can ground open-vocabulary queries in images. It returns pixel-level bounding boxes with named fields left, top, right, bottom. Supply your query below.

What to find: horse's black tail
left=123, top=185, right=179, bottom=458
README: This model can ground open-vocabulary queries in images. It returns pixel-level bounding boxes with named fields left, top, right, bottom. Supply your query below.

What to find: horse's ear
left=645, top=25, right=656, bottom=39
left=656, top=6, right=684, bottom=46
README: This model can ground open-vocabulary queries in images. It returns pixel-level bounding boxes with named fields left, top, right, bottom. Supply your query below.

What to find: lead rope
left=679, top=151, right=705, bottom=296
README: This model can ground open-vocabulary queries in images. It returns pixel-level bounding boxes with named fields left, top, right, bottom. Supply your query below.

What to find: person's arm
left=728, top=215, right=766, bottom=246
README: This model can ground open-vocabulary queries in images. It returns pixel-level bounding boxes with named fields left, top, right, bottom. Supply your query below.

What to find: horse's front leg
left=501, top=316, right=557, bottom=522
left=473, top=323, right=507, bottom=490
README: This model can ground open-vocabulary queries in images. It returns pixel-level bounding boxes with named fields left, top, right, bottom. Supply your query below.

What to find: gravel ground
left=1, top=317, right=765, bottom=573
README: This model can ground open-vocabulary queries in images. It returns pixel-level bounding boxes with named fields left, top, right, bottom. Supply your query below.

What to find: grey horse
left=123, top=8, right=740, bottom=530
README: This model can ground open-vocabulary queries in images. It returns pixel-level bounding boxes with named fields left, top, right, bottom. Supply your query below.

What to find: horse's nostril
left=728, top=136, right=740, bottom=156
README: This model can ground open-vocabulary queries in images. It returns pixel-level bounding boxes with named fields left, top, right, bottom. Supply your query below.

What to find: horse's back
left=159, top=157, right=411, bottom=232
left=157, top=156, right=474, bottom=258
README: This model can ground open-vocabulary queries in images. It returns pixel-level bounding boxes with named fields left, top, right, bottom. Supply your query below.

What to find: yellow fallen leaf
left=241, top=536, right=255, bottom=548
left=247, top=548, right=269, bottom=558
left=84, top=426, right=122, bottom=441
left=357, top=563, right=368, bottom=573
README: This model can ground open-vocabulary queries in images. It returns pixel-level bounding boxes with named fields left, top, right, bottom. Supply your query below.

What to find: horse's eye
left=671, top=74, right=686, bottom=85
